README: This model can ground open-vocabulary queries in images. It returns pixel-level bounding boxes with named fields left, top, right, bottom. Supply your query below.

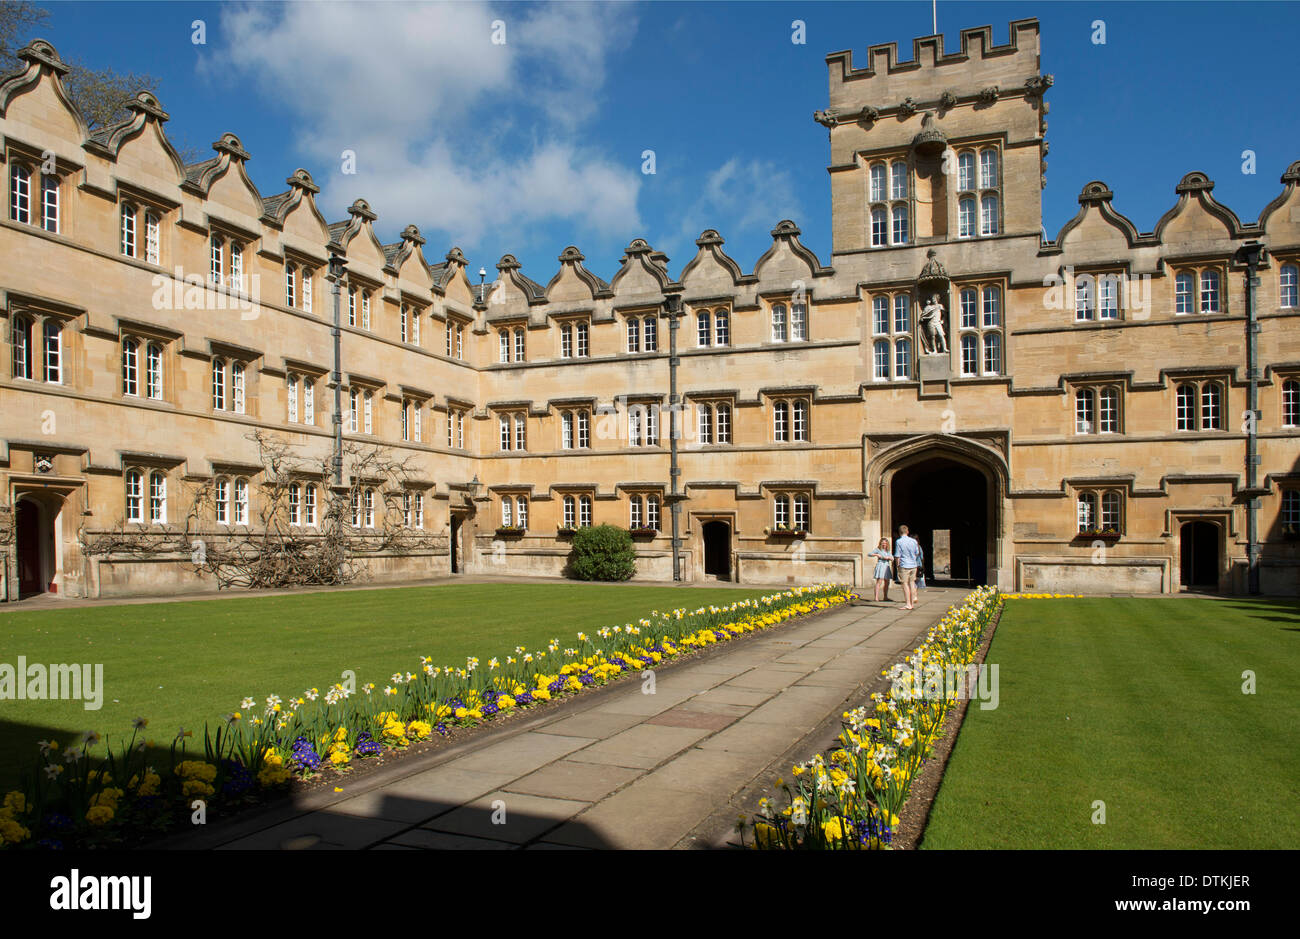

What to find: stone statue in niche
left=919, top=294, right=948, bottom=354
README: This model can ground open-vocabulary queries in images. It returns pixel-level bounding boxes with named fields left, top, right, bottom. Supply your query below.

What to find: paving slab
left=567, top=723, right=712, bottom=769
left=505, top=760, right=644, bottom=802
left=450, top=731, right=592, bottom=776
left=421, top=790, right=591, bottom=845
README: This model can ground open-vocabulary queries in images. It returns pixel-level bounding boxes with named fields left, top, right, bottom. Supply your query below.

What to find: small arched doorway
left=1179, top=520, right=1220, bottom=591
left=888, top=456, right=990, bottom=585
left=15, top=495, right=59, bottom=598
left=702, top=520, right=731, bottom=581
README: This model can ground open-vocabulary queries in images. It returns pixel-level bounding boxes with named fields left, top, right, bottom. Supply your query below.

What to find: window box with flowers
left=1282, top=523, right=1299, bottom=541
left=495, top=525, right=526, bottom=537
left=628, top=526, right=659, bottom=539
left=557, top=525, right=578, bottom=537
left=1075, top=526, right=1121, bottom=541
left=765, top=524, right=808, bottom=538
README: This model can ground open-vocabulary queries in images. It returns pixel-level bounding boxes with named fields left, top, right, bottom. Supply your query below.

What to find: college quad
left=1, top=18, right=1298, bottom=603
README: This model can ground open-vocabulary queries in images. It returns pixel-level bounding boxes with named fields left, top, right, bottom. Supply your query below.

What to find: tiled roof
left=183, top=156, right=220, bottom=185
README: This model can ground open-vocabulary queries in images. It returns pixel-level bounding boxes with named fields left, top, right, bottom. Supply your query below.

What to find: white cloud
left=663, top=157, right=804, bottom=262
left=207, top=1, right=642, bottom=249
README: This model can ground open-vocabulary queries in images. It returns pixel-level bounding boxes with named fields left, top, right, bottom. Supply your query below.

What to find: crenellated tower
left=820, top=18, right=1050, bottom=257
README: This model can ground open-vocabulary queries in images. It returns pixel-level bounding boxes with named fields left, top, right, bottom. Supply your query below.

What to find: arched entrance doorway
left=1179, top=520, right=1220, bottom=591
left=15, top=494, right=59, bottom=598
left=702, top=521, right=731, bottom=581
left=889, top=457, right=989, bottom=584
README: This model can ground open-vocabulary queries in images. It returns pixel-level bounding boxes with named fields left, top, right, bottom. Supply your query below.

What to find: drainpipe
left=1237, top=241, right=1265, bottom=595
left=328, top=252, right=347, bottom=488
left=665, top=292, right=683, bottom=581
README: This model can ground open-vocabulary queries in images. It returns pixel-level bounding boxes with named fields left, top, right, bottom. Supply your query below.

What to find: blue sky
left=28, top=1, right=1300, bottom=283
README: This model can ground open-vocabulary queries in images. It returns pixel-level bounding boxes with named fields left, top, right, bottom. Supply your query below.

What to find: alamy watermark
left=0, top=657, right=103, bottom=710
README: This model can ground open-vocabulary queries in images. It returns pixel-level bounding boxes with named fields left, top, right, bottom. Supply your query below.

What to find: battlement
left=826, top=19, right=1041, bottom=112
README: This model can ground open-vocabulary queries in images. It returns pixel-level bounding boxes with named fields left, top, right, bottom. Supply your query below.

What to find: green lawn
left=0, top=582, right=767, bottom=787
left=921, top=596, right=1300, bottom=849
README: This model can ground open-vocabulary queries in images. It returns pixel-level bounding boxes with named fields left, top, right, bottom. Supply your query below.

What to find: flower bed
left=0, top=583, right=852, bottom=849
left=742, top=585, right=1003, bottom=850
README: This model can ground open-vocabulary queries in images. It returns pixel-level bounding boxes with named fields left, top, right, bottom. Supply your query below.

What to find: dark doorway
left=702, top=521, right=731, bottom=581
left=889, top=457, right=989, bottom=585
left=16, top=499, right=46, bottom=597
left=1180, top=521, right=1219, bottom=591
left=450, top=514, right=462, bottom=574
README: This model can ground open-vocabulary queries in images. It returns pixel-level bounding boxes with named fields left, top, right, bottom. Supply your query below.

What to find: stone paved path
left=170, top=586, right=967, bottom=850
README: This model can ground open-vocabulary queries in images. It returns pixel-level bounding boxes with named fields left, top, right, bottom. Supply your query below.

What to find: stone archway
left=868, top=435, right=1009, bottom=589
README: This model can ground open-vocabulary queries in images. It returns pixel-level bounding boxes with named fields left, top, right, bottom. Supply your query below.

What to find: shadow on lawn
left=1206, top=595, right=1300, bottom=628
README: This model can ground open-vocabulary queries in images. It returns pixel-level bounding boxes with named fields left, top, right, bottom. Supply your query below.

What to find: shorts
left=899, top=567, right=918, bottom=586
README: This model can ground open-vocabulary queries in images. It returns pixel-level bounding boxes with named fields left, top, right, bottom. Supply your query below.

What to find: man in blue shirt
left=894, top=525, right=923, bottom=610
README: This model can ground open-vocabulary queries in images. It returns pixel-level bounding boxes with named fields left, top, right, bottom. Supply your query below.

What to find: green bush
left=567, top=524, right=637, bottom=582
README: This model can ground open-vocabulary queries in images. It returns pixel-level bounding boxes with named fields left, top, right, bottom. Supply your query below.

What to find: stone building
left=2, top=19, right=1298, bottom=601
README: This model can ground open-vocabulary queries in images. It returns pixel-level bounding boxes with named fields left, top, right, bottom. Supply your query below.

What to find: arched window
left=713, top=309, right=728, bottom=346
left=982, top=287, right=1002, bottom=327
left=515, top=496, right=528, bottom=530
left=960, top=334, right=978, bottom=376
left=363, top=390, right=373, bottom=434
left=629, top=407, right=642, bottom=446
left=144, top=212, right=160, bottom=265
left=697, top=310, right=711, bottom=347
left=771, top=303, right=788, bottom=342
left=1200, top=270, right=1220, bottom=313
left=304, top=485, right=317, bottom=526
left=561, top=410, right=574, bottom=449
left=563, top=495, right=576, bottom=529
left=514, top=414, right=526, bottom=450
left=1100, top=491, right=1122, bottom=531
left=982, top=333, right=1001, bottom=376
left=1099, top=386, right=1120, bottom=433
left=644, top=314, right=658, bottom=350
left=873, top=339, right=891, bottom=380
left=979, top=148, right=999, bottom=188
left=872, top=296, right=889, bottom=335
left=1282, top=489, right=1300, bottom=533
left=125, top=470, right=144, bottom=523
left=870, top=208, right=887, bottom=247
left=9, top=163, right=30, bottom=223
left=234, top=478, right=249, bottom=525
left=285, top=263, right=296, bottom=308
left=12, top=314, right=32, bottom=379
left=891, top=205, right=909, bottom=244
left=579, top=495, right=593, bottom=527
left=210, top=235, right=224, bottom=285
left=287, top=373, right=299, bottom=423
left=502, top=496, right=513, bottom=527
left=229, top=243, right=243, bottom=292
left=348, top=388, right=359, bottom=433
left=1200, top=382, right=1223, bottom=430
left=363, top=487, right=375, bottom=528
left=1075, top=274, right=1095, bottom=321
left=890, top=161, right=908, bottom=200
left=213, top=476, right=229, bottom=524
left=43, top=319, right=61, bottom=384
left=361, top=291, right=371, bottom=330
left=627, top=317, right=640, bottom=352
left=123, top=337, right=139, bottom=396
left=1099, top=274, right=1120, bottom=319
left=893, top=295, right=910, bottom=333
left=894, top=338, right=911, bottom=380
left=499, top=415, right=511, bottom=451
left=773, top=401, right=789, bottom=441
left=957, top=152, right=975, bottom=191
left=958, top=197, right=975, bottom=238
left=121, top=202, right=137, bottom=256
left=716, top=403, right=732, bottom=443
left=513, top=327, right=525, bottom=362
left=146, top=342, right=163, bottom=399
left=232, top=361, right=245, bottom=414
left=1075, top=389, right=1095, bottom=434
left=498, top=328, right=509, bottom=362
left=1076, top=492, right=1097, bottom=533
left=351, top=489, right=361, bottom=527
left=791, top=300, right=808, bottom=341
left=289, top=484, right=301, bottom=526
left=149, top=471, right=167, bottom=523
left=959, top=288, right=977, bottom=328
left=869, top=163, right=886, bottom=202
left=773, top=493, right=790, bottom=529
left=793, top=493, right=811, bottom=531
left=646, top=494, right=660, bottom=530
left=40, top=172, right=58, bottom=232
left=979, top=194, right=999, bottom=236
left=792, top=399, right=809, bottom=441
left=1176, top=383, right=1197, bottom=430
left=349, top=287, right=358, bottom=327
left=698, top=403, right=713, bottom=444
